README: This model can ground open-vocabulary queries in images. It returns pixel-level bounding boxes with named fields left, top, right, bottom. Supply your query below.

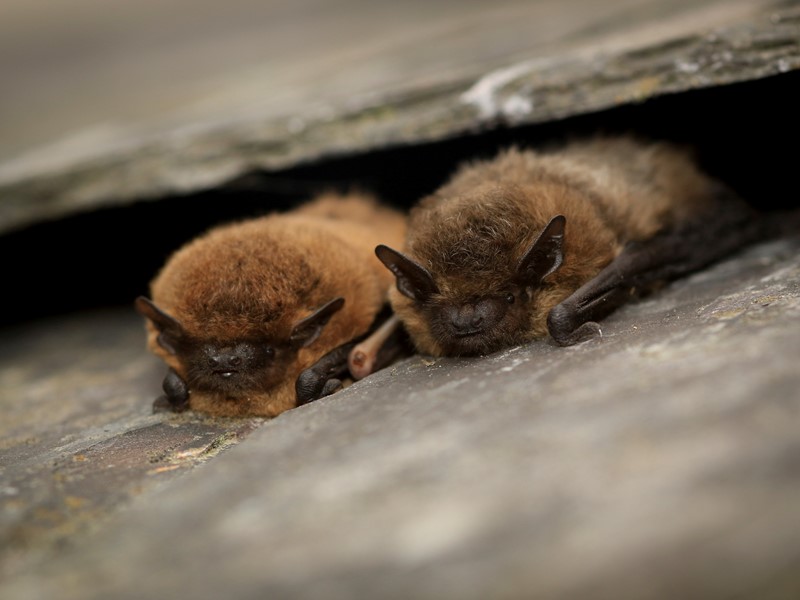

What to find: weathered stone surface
left=1, top=0, right=798, bottom=233
left=2, top=1, right=798, bottom=594
left=1, top=232, right=798, bottom=598
left=0, top=311, right=264, bottom=579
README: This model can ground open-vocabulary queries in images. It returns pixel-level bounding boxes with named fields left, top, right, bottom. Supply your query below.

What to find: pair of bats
left=138, top=135, right=769, bottom=416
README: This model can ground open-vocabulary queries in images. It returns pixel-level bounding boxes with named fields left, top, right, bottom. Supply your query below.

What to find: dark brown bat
left=376, top=135, right=772, bottom=356
left=135, top=193, right=406, bottom=417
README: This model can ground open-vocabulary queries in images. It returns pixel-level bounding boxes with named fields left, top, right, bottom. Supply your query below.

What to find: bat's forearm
left=348, top=314, right=403, bottom=379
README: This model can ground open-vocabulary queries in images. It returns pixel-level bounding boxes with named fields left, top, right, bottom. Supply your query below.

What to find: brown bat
left=376, top=135, right=773, bottom=356
left=135, top=192, right=406, bottom=417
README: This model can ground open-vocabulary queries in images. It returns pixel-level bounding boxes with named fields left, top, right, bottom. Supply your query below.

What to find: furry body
left=381, top=136, right=751, bottom=356
left=139, top=193, right=406, bottom=416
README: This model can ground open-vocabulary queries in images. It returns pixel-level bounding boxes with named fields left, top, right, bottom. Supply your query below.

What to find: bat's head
left=135, top=296, right=344, bottom=398
left=376, top=215, right=565, bottom=356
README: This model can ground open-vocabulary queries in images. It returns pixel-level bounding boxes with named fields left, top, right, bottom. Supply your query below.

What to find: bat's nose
left=195, top=342, right=264, bottom=390
left=446, top=299, right=506, bottom=337
left=447, top=305, right=486, bottom=335
left=206, top=348, right=246, bottom=372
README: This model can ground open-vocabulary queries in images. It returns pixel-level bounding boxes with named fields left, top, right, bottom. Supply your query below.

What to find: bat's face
left=417, top=288, right=536, bottom=356
left=135, top=296, right=344, bottom=400
left=376, top=215, right=566, bottom=357
left=181, top=338, right=286, bottom=396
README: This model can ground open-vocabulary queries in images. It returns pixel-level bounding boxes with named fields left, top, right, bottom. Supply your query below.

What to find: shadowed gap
left=0, top=70, right=797, bottom=329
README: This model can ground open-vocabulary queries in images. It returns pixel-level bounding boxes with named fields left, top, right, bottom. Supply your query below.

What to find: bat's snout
left=208, top=352, right=242, bottom=374
left=187, top=340, right=276, bottom=395
left=444, top=299, right=505, bottom=337
left=203, top=343, right=259, bottom=377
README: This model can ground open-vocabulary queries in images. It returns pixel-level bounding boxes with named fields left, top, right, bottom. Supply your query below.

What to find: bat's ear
left=375, top=245, right=439, bottom=302
left=134, top=296, right=184, bottom=355
left=515, top=215, right=566, bottom=286
left=290, top=297, right=345, bottom=349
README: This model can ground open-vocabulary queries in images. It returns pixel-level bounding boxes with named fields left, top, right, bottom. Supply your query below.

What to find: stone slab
left=1, top=232, right=798, bottom=599
left=1, top=0, right=798, bottom=233
left=0, top=311, right=264, bottom=579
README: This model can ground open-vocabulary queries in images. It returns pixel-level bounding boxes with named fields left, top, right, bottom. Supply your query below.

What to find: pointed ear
left=515, top=215, right=566, bottom=286
left=290, top=297, right=345, bottom=349
left=375, top=245, right=439, bottom=302
left=134, top=296, right=184, bottom=355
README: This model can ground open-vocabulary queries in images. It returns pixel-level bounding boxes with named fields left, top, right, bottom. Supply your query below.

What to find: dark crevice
left=1, top=70, right=798, bottom=329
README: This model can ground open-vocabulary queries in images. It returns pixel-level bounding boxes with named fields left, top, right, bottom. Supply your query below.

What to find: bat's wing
left=548, top=191, right=767, bottom=346
left=295, top=342, right=355, bottom=405
left=152, top=368, right=190, bottom=413
left=348, top=314, right=411, bottom=380
left=295, top=310, right=412, bottom=405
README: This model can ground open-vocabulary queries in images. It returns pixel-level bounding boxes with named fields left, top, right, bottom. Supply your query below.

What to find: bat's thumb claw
left=551, top=321, right=602, bottom=346
left=583, top=321, right=603, bottom=339
left=321, top=379, right=343, bottom=397
left=295, top=373, right=343, bottom=406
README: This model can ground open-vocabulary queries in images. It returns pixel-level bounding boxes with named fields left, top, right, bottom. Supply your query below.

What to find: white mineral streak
left=460, top=60, right=539, bottom=120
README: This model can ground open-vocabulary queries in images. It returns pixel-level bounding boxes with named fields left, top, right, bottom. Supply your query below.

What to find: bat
left=135, top=192, right=406, bottom=417
left=375, top=135, right=774, bottom=357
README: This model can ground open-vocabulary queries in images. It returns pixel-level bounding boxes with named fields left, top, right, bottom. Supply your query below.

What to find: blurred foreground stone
left=1, top=231, right=798, bottom=599
left=1, top=0, right=798, bottom=233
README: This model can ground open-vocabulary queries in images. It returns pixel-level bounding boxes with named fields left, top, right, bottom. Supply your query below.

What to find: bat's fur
left=386, top=136, right=728, bottom=356
left=139, top=193, right=406, bottom=417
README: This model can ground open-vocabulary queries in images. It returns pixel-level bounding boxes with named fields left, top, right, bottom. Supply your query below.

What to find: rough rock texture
left=0, top=311, right=264, bottom=579
left=2, top=1, right=799, bottom=597
left=1, top=232, right=798, bottom=599
left=1, top=0, right=798, bottom=233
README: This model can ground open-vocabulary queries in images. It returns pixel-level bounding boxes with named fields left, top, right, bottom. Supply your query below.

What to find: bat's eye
left=265, top=347, right=274, bottom=358
left=505, top=293, right=515, bottom=305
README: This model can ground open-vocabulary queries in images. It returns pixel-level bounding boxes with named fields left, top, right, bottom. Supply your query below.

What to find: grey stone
left=1, top=0, right=798, bottom=233
left=2, top=1, right=799, bottom=595
left=1, top=232, right=798, bottom=599
left=0, top=311, right=264, bottom=579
